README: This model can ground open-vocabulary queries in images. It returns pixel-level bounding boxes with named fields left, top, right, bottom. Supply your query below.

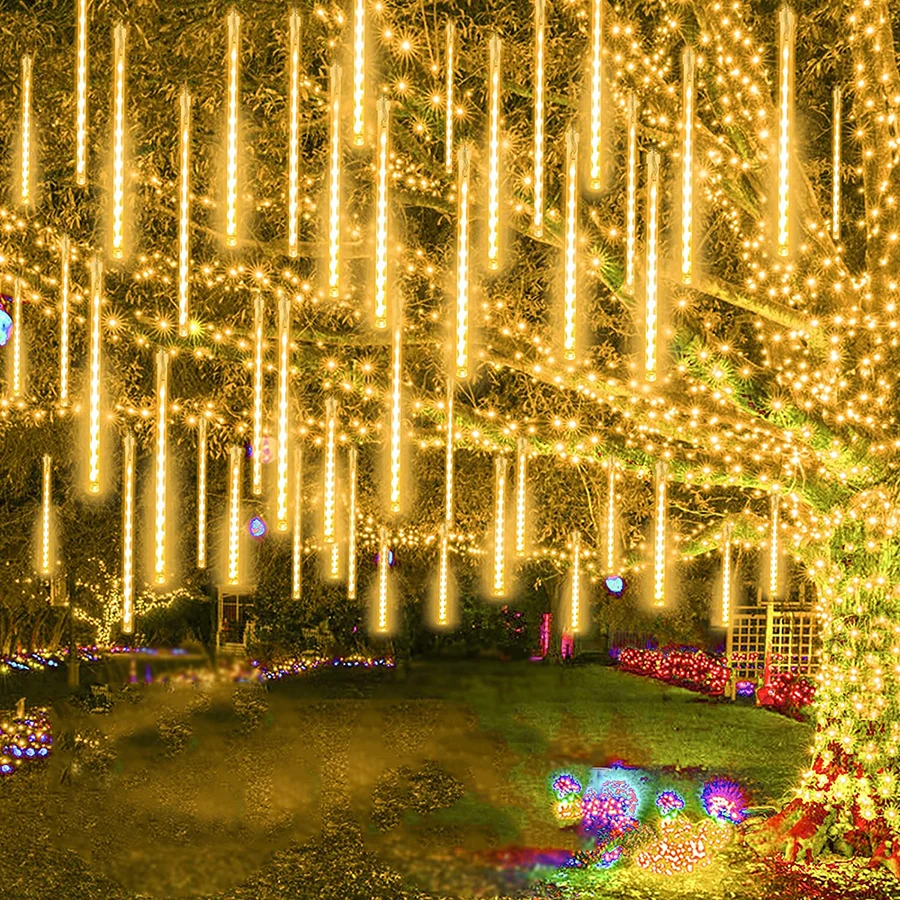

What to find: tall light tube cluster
left=721, top=522, right=733, bottom=627
left=178, top=88, right=192, bottom=337
left=389, top=313, right=403, bottom=514
left=12, top=280, right=23, bottom=399
left=455, top=146, right=471, bottom=378
left=323, top=398, right=337, bottom=543
left=227, top=444, right=242, bottom=585
left=645, top=150, right=661, bottom=382
left=374, top=98, right=391, bottom=329
left=154, top=349, right=169, bottom=585
left=680, top=48, right=695, bottom=285
left=533, top=0, right=546, bottom=234
left=569, top=531, right=582, bottom=634
left=625, top=94, right=637, bottom=292
left=197, top=415, right=208, bottom=569
left=777, top=5, right=795, bottom=257
left=589, top=0, right=603, bottom=190
left=111, top=23, right=127, bottom=259
left=563, top=127, right=580, bottom=361
left=88, top=257, right=102, bottom=494
left=252, top=292, right=264, bottom=496
left=769, top=492, right=780, bottom=599
left=225, top=9, right=241, bottom=248
left=377, top=526, right=390, bottom=633
left=122, top=433, right=135, bottom=633
left=515, top=437, right=528, bottom=557
left=445, top=22, right=455, bottom=173
left=328, top=64, right=342, bottom=297
left=292, top=445, right=303, bottom=599
left=352, top=0, right=366, bottom=145
left=348, top=446, right=358, bottom=599
left=75, top=0, right=89, bottom=186
left=59, top=236, right=71, bottom=405
left=492, top=456, right=508, bottom=598
left=653, top=460, right=667, bottom=607
left=288, top=9, right=301, bottom=257
left=40, top=455, right=52, bottom=577
left=276, top=296, right=291, bottom=531
left=832, top=85, right=841, bottom=242
left=487, top=36, right=502, bottom=271
left=20, top=55, right=33, bottom=207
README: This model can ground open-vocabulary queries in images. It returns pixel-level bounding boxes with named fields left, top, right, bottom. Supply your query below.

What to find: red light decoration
left=618, top=646, right=730, bottom=695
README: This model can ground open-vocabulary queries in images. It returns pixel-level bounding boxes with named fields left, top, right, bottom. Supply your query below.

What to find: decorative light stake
left=20, top=55, right=33, bottom=207
left=680, top=48, right=695, bottom=285
left=653, top=460, right=667, bottom=608
left=252, top=292, right=264, bottom=496
left=75, top=0, right=89, bottom=186
left=111, top=23, right=127, bottom=259
left=769, top=491, right=780, bottom=599
left=292, top=445, right=303, bottom=599
left=832, top=85, right=841, bottom=242
left=154, top=349, right=168, bottom=585
left=721, top=522, right=733, bottom=627
left=40, top=455, right=52, bottom=577
left=625, top=94, right=637, bottom=291
left=487, top=36, right=502, bottom=271
left=122, top=433, right=135, bottom=633
left=515, top=437, right=528, bottom=557
left=444, top=377, right=455, bottom=525
left=645, top=150, right=661, bottom=382
left=563, top=127, right=580, bottom=361
left=570, top=531, right=582, bottom=634
left=455, top=146, right=471, bottom=378
left=374, top=98, right=391, bottom=329
left=589, top=0, right=603, bottom=190
left=323, top=398, right=337, bottom=543
left=197, top=416, right=208, bottom=569
left=11, top=279, right=23, bottom=399
left=377, top=525, right=390, bottom=633
left=88, top=257, right=102, bottom=494
left=606, top=459, right=616, bottom=573
left=492, top=455, right=508, bottom=597
left=352, top=0, right=366, bottom=145
left=59, top=236, right=70, bottom=405
left=348, top=446, right=358, bottom=599
left=445, top=21, right=455, bottom=172
left=328, top=64, right=342, bottom=297
left=225, top=9, right=241, bottom=248
left=227, top=445, right=242, bottom=585
left=777, top=5, right=795, bottom=257
left=288, top=9, right=301, bottom=257
left=276, top=296, right=291, bottom=531
left=389, top=313, right=403, bottom=514
left=533, top=0, right=546, bottom=234
left=178, top=88, right=191, bottom=337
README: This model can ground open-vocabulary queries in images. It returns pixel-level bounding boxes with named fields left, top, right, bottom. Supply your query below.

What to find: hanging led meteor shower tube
left=122, top=432, right=135, bottom=633
left=88, top=257, right=102, bottom=494
left=227, top=445, right=242, bottom=585
left=40, top=455, right=52, bottom=578
left=225, top=9, right=241, bottom=248
left=777, top=5, right=795, bottom=257
left=721, top=522, right=733, bottom=627
left=292, top=445, right=303, bottom=599
left=589, top=0, right=603, bottom=190
left=563, top=127, right=579, bottom=361
left=487, top=35, right=502, bottom=271
left=606, top=459, right=616, bottom=574
left=445, top=21, right=455, bottom=173
left=644, top=150, right=661, bottom=382
left=75, top=0, right=89, bottom=186
left=515, top=437, right=528, bottom=557
left=323, top=398, right=337, bottom=544
left=178, top=88, right=191, bottom=337
left=653, top=460, right=667, bottom=608
left=252, top=292, right=264, bottom=497
left=533, top=0, right=546, bottom=234
left=374, top=98, right=391, bottom=329
left=625, top=93, right=638, bottom=292
left=376, top=526, right=390, bottom=633
left=276, top=296, right=291, bottom=531
left=455, top=146, right=471, bottom=378
left=11, top=279, right=23, bottom=399
left=20, top=55, right=33, bottom=207
left=832, top=85, right=841, bottom=242
left=288, top=9, right=302, bottom=258
left=492, top=455, right=508, bottom=598
left=352, top=0, right=366, bottom=145
left=154, top=349, right=168, bottom=585
left=348, top=446, right=358, bottom=599
left=111, top=23, right=127, bottom=259
left=59, top=236, right=71, bottom=405
left=769, top=491, right=780, bottom=599
left=328, top=64, right=342, bottom=297
left=389, top=312, right=403, bottom=514
left=569, top=531, right=582, bottom=633
left=197, top=416, right=208, bottom=569
left=680, top=47, right=695, bottom=285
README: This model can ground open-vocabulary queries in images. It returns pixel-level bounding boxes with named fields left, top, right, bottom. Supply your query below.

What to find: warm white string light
left=75, top=0, right=89, bottom=186
left=777, top=5, right=795, bottom=257
left=832, top=85, right=841, bottom=242
left=154, top=349, right=168, bottom=585
left=487, top=35, right=502, bottom=271
left=226, top=9, right=241, bottom=248
left=178, top=88, right=191, bottom=337
left=227, top=444, right=242, bottom=585
left=288, top=8, right=301, bottom=258
left=59, top=236, right=70, bottom=405
left=111, top=23, right=127, bottom=259
left=769, top=491, right=780, bottom=599
left=197, top=416, right=208, bottom=569
left=680, top=47, right=695, bottom=285
left=606, top=459, right=616, bottom=574
left=377, top=525, right=390, bottom=633
left=40, top=454, right=52, bottom=578
left=721, top=522, right=733, bottom=627
left=323, top=397, right=337, bottom=544
left=11, top=279, right=23, bottom=399
left=292, top=444, right=303, bottom=599
left=625, top=93, right=637, bottom=292
left=252, top=292, right=264, bottom=496
left=492, top=455, right=508, bottom=598
left=653, top=460, right=667, bottom=607
left=328, top=63, right=342, bottom=297
left=352, top=0, right=366, bottom=145
left=374, top=97, right=390, bottom=329
left=570, top=531, right=582, bottom=633
left=389, top=313, right=403, bottom=514
left=455, top=145, right=471, bottom=378
left=589, top=0, right=603, bottom=190
left=122, top=433, right=135, bottom=634
left=20, top=55, right=33, bottom=207
left=88, top=257, right=102, bottom=494
left=533, top=0, right=545, bottom=235
left=276, top=296, right=291, bottom=531
left=645, top=150, right=661, bottom=382
left=348, top=446, right=358, bottom=599
left=445, top=21, right=455, bottom=173
left=444, top=377, right=455, bottom=525
left=563, top=127, right=579, bottom=361
left=515, top=436, right=528, bottom=557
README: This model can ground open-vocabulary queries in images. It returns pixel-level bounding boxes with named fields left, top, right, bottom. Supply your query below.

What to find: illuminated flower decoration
left=555, top=797, right=581, bottom=822
left=656, top=789, right=686, bottom=817
left=634, top=817, right=730, bottom=875
left=595, top=845, right=624, bottom=869
left=700, top=777, right=748, bottom=824
left=582, top=780, right=639, bottom=835
left=552, top=772, right=582, bottom=798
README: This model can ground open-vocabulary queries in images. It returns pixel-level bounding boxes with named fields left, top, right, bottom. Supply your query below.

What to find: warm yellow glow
left=492, top=455, right=508, bottom=597
left=444, top=21, right=455, bottom=173
left=721, top=522, right=733, bottom=627
left=329, top=541, right=341, bottom=581
left=563, top=127, right=579, bottom=361
left=276, top=296, right=291, bottom=531
left=444, top=377, right=455, bottom=525
left=154, top=349, right=168, bottom=585
left=625, top=93, right=637, bottom=292
left=352, top=0, right=365, bottom=145
left=225, top=9, right=240, bottom=248
left=777, top=6, right=795, bottom=257
left=437, top=523, right=450, bottom=627
left=12, top=280, right=23, bottom=399
left=645, top=150, right=661, bottom=382
left=348, top=446, right=358, bottom=599
left=197, top=415, right=208, bottom=569
left=606, top=459, right=616, bottom=574
left=292, top=444, right=303, bottom=599
left=533, top=0, right=545, bottom=234
left=377, top=526, right=390, bottom=633
left=20, top=55, right=32, bottom=207
left=227, top=444, right=242, bottom=585
left=252, top=292, right=264, bottom=496
left=487, top=35, right=502, bottom=271
left=328, top=63, right=342, bottom=297
left=288, top=9, right=301, bottom=258
left=769, top=491, right=780, bottom=599
left=832, top=85, right=841, bottom=242
left=653, top=460, right=667, bottom=607
left=75, top=0, right=89, bottom=186
left=323, top=397, right=337, bottom=543
left=122, top=433, right=135, bottom=633
left=389, top=319, right=402, bottom=514
left=515, top=436, right=527, bottom=557
left=589, top=0, right=603, bottom=190
left=455, top=146, right=471, bottom=378
left=111, top=23, right=127, bottom=259
left=40, top=454, right=52, bottom=577
left=680, top=47, right=695, bottom=285
left=178, top=88, right=191, bottom=337
left=570, top=531, right=582, bottom=633
left=59, top=236, right=70, bottom=405
left=88, top=257, right=102, bottom=494
left=374, top=98, right=390, bottom=329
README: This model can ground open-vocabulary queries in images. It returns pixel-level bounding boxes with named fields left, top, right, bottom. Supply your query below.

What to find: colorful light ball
left=248, top=516, right=267, bottom=539
left=605, top=574, right=625, bottom=595
left=656, top=789, right=686, bottom=816
left=700, top=777, right=748, bottom=824
left=552, top=772, right=582, bottom=798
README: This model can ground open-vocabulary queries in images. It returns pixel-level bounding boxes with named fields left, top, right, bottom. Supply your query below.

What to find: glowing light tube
left=122, top=433, right=135, bottom=633
left=40, top=454, right=52, bottom=577
left=455, top=145, right=471, bottom=378
left=438, top=523, right=451, bottom=627
left=680, top=47, right=695, bottom=285
left=252, top=292, right=264, bottom=496
left=563, top=127, right=580, bottom=361
left=533, top=0, right=545, bottom=234
left=276, top=296, right=291, bottom=531
left=75, top=0, right=89, bottom=186
left=352, top=0, right=365, bottom=145
left=329, top=542, right=341, bottom=581
left=589, top=0, right=603, bottom=190
left=653, top=460, right=667, bottom=608
left=288, top=9, right=301, bottom=258
left=59, top=236, right=70, bottom=405
left=328, top=64, right=342, bottom=297
left=178, top=88, right=191, bottom=337
left=12, top=279, right=23, bottom=399
left=226, top=9, right=240, bottom=248
left=374, top=98, right=391, bottom=329
left=323, top=397, right=337, bottom=543
left=348, top=446, right=358, bottom=599
left=227, top=444, right=242, bottom=585
left=88, top=257, right=102, bottom=494
left=832, top=85, right=841, bottom=242
left=645, top=150, right=661, bottom=382
left=570, top=531, right=582, bottom=633
left=292, top=444, right=303, bottom=599
left=377, top=525, right=390, bottom=633
left=445, top=21, right=455, bottom=173
left=606, top=459, right=616, bottom=573
left=625, top=93, right=637, bottom=291
left=111, top=23, right=126, bottom=259
left=769, top=492, right=780, bottom=599
left=197, top=416, right=208, bottom=569
left=515, top=436, right=527, bottom=557
left=492, top=455, right=508, bottom=598
left=777, top=6, right=795, bottom=257
left=487, top=35, right=502, bottom=271
left=721, top=522, right=733, bottom=627
left=20, top=55, right=32, bottom=207
left=389, top=317, right=402, bottom=514
left=154, top=349, right=168, bottom=585
left=444, top=377, right=455, bottom=525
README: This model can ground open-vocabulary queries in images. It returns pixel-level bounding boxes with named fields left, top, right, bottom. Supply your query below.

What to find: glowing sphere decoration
left=655, top=789, right=686, bottom=817
left=605, top=574, right=625, bottom=596
left=248, top=516, right=267, bottom=539
left=700, top=777, right=748, bottom=824
left=0, top=299, right=12, bottom=348
left=552, top=772, right=582, bottom=798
